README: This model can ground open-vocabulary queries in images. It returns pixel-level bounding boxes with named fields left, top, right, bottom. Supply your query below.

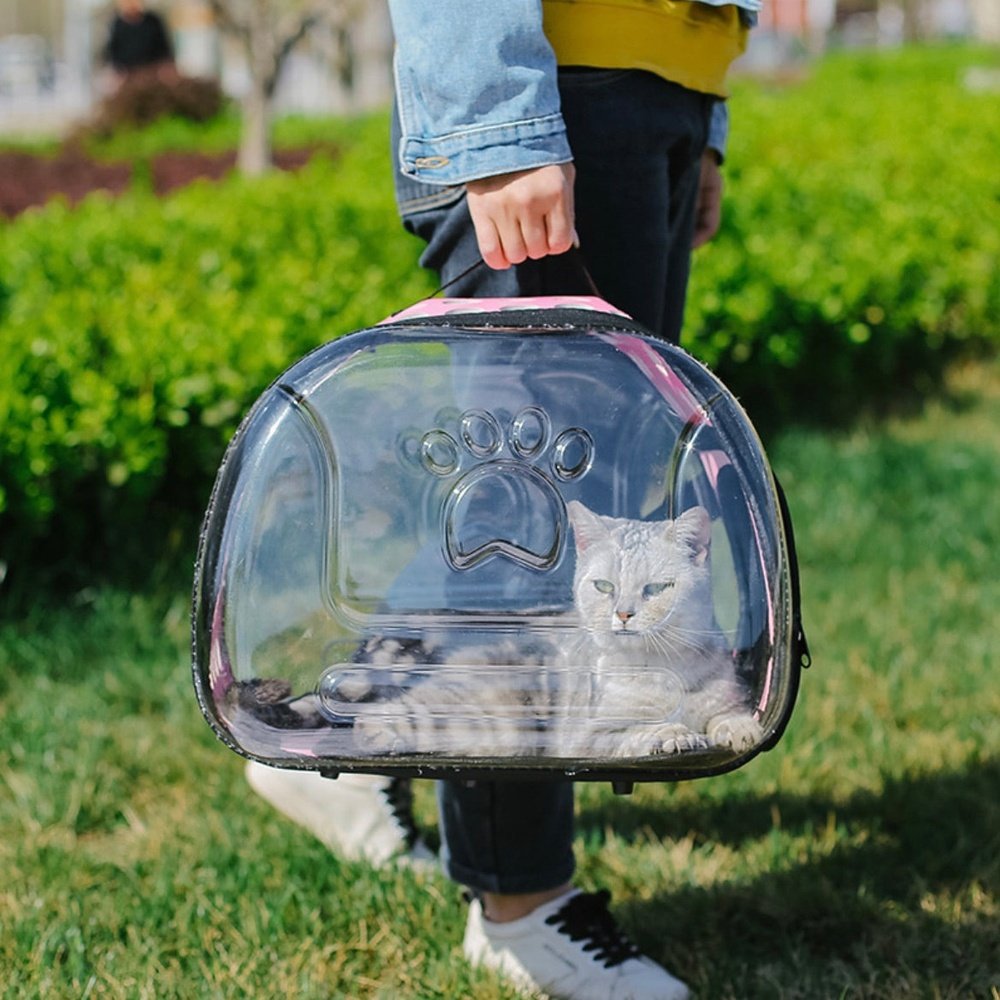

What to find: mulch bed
left=0, top=145, right=323, bottom=219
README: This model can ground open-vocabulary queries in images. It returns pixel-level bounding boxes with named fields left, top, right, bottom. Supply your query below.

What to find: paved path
left=0, top=94, right=89, bottom=139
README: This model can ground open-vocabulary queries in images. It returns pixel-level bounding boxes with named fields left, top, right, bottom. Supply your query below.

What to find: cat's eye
left=642, top=582, right=674, bottom=598
left=593, top=579, right=615, bottom=595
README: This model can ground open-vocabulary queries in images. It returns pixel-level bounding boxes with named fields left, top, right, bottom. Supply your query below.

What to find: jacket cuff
left=708, top=100, right=729, bottom=162
left=398, top=115, right=574, bottom=186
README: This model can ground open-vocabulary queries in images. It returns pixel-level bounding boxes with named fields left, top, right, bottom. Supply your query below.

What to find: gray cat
left=347, top=501, right=762, bottom=761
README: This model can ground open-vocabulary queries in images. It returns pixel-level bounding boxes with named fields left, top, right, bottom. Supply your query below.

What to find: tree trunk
left=239, top=80, right=272, bottom=176
left=900, top=0, right=926, bottom=40
left=237, top=0, right=277, bottom=176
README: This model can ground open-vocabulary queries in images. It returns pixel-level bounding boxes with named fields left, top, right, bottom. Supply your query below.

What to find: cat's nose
left=616, top=610, right=635, bottom=623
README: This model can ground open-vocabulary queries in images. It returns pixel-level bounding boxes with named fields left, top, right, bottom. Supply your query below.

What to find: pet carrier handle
left=567, top=244, right=603, bottom=297
left=429, top=245, right=604, bottom=300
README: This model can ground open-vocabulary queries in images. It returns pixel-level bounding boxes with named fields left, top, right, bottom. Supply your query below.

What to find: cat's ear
left=566, top=500, right=608, bottom=553
left=673, top=506, right=712, bottom=566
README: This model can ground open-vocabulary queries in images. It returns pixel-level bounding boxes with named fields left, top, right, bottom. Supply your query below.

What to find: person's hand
left=691, top=150, right=723, bottom=249
left=466, top=163, right=577, bottom=269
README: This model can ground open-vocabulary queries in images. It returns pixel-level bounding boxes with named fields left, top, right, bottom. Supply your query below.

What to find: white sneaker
left=245, top=761, right=436, bottom=868
left=464, top=888, right=690, bottom=1000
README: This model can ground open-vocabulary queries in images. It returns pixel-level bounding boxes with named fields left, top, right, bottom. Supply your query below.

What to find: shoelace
left=544, top=890, right=643, bottom=969
left=380, top=776, right=422, bottom=850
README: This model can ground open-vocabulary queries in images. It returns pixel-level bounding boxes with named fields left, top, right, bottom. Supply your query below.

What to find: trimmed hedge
left=685, top=44, right=1000, bottom=427
left=1, top=47, right=998, bottom=587
left=81, top=73, right=226, bottom=138
left=0, top=116, right=434, bottom=585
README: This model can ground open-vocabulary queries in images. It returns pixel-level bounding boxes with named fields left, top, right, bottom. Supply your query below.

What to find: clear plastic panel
left=193, top=303, right=798, bottom=778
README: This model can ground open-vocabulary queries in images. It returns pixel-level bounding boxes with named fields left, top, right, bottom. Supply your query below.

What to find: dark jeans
left=394, top=68, right=713, bottom=344
left=394, top=69, right=712, bottom=892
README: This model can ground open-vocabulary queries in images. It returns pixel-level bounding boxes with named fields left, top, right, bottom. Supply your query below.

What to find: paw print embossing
left=416, top=407, right=594, bottom=571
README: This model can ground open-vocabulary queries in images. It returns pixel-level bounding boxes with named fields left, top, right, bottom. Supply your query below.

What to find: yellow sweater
left=542, top=0, right=748, bottom=97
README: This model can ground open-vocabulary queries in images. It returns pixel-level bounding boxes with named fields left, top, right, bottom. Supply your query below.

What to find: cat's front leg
left=707, top=712, right=763, bottom=752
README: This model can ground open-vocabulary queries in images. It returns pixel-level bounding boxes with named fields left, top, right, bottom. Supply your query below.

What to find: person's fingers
left=471, top=213, right=509, bottom=269
left=521, top=214, right=551, bottom=261
left=544, top=188, right=575, bottom=256
left=467, top=164, right=576, bottom=268
left=542, top=162, right=575, bottom=256
left=691, top=152, right=723, bottom=249
left=691, top=194, right=721, bottom=248
left=496, top=216, right=529, bottom=267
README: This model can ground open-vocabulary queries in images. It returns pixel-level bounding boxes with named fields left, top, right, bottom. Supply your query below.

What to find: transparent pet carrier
left=192, top=297, right=809, bottom=787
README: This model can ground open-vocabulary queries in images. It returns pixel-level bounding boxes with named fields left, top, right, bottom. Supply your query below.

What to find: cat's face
left=567, top=501, right=711, bottom=642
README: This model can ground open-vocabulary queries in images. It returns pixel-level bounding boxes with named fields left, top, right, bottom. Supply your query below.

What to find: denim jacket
left=387, top=0, right=756, bottom=188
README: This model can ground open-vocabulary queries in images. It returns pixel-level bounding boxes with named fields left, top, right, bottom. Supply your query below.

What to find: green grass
left=2, top=362, right=998, bottom=998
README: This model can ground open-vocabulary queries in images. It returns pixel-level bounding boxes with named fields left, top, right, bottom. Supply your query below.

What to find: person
left=248, top=1, right=759, bottom=996
left=102, top=0, right=176, bottom=86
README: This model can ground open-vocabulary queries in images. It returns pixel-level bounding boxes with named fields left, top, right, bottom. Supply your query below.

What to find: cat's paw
left=708, top=713, right=763, bottom=752
left=614, top=723, right=709, bottom=756
left=653, top=725, right=711, bottom=754
left=353, top=714, right=406, bottom=754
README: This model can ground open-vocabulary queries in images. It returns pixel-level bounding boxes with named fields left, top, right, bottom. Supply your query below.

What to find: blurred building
left=745, top=0, right=1000, bottom=64
left=0, top=0, right=997, bottom=137
left=165, top=0, right=394, bottom=115
left=967, top=0, right=1000, bottom=41
left=0, top=0, right=393, bottom=136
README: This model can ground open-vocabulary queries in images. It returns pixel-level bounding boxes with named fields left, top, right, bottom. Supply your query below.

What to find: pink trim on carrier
left=384, top=296, right=631, bottom=324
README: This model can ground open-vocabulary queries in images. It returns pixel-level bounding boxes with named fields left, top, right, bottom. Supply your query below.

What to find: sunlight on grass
left=1, top=362, right=997, bottom=998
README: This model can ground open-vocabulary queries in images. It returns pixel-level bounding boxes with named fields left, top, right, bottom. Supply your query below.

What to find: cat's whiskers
left=644, top=626, right=708, bottom=659
left=659, top=622, right=724, bottom=640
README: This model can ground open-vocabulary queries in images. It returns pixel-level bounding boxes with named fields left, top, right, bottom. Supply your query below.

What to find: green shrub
left=685, top=44, right=1000, bottom=429
left=1, top=47, right=997, bottom=588
left=82, top=73, right=226, bottom=138
left=0, top=116, right=434, bottom=586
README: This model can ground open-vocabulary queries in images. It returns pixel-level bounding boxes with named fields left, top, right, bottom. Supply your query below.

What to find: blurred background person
left=102, top=0, right=176, bottom=89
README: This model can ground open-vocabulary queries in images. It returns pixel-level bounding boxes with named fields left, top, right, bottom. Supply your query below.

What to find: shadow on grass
left=578, top=758, right=1000, bottom=997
